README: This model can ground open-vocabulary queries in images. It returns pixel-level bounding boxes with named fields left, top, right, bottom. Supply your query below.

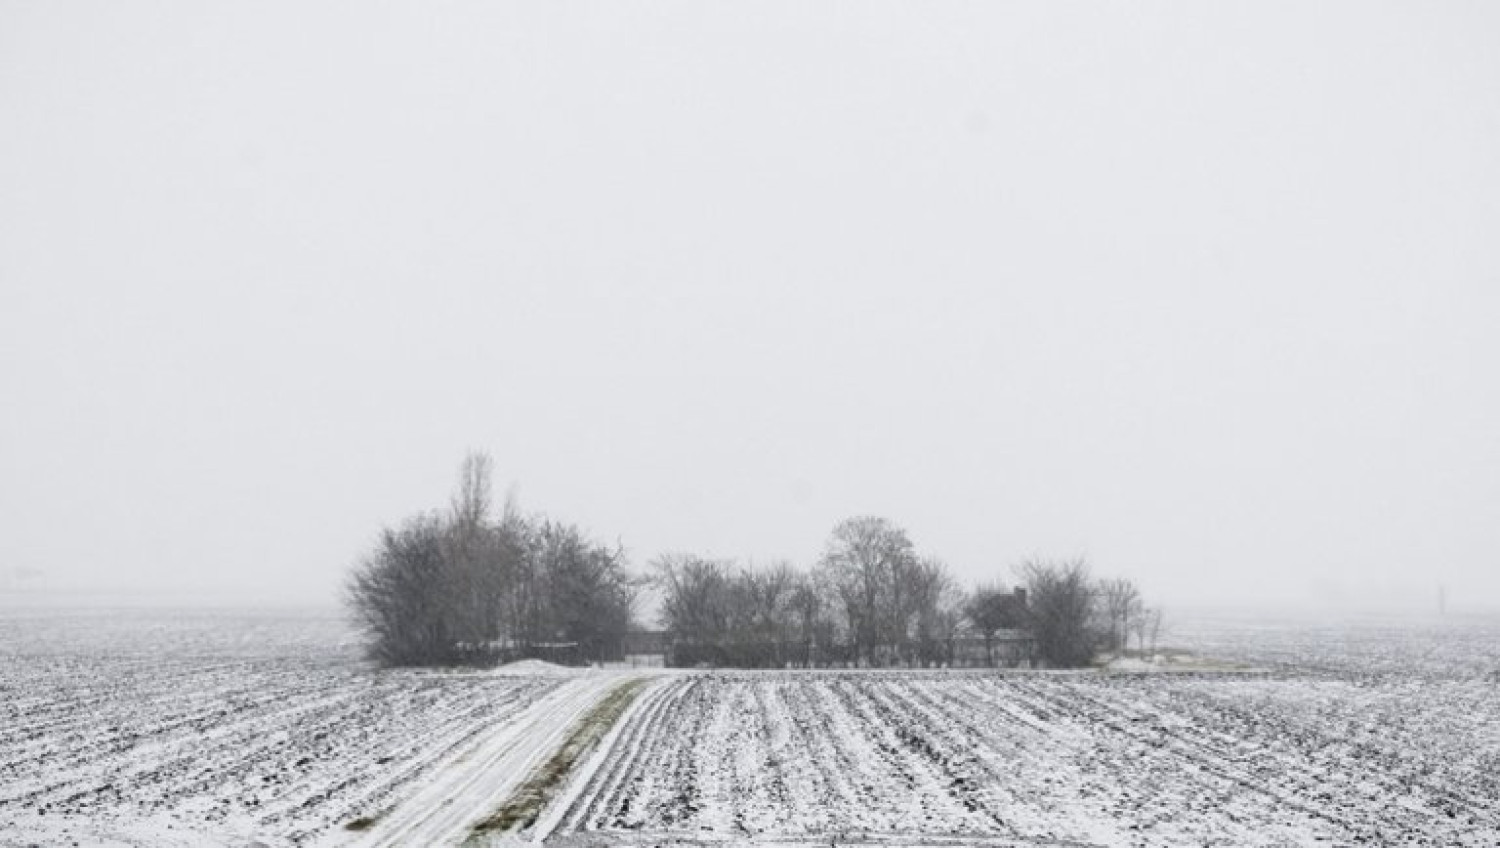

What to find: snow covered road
left=331, top=672, right=645, bottom=848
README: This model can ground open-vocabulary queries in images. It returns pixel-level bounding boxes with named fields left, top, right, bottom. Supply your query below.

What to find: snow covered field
left=549, top=669, right=1500, bottom=846
left=0, top=607, right=614, bottom=848
left=4, top=607, right=1498, bottom=847
left=542, top=613, right=1500, bottom=847
left=1171, top=610, right=1500, bottom=679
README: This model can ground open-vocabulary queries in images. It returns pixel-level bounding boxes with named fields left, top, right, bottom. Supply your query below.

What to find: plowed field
left=545, top=669, right=1500, bottom=846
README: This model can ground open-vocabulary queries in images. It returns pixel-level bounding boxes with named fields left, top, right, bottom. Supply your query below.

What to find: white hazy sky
left=2, top=2, right=1497, bottom=612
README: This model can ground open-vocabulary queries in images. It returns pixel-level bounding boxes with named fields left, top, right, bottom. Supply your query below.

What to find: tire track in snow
left=341, top=673, right=638, bottom=848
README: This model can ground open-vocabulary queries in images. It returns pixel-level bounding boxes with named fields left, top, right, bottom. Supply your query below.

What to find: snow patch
left=489, top=659, right=585, bottom=676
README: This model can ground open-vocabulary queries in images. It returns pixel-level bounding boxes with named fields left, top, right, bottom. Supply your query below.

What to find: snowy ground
left=0, top=608, right=626, bottom=848
left=5, top=607, right=1498, bottom=847
left=545, top=669, right=1500, bottom=846
left=540, top=613, right=1500, bottom=846
left=1170, top=609, right=1500, bottom=679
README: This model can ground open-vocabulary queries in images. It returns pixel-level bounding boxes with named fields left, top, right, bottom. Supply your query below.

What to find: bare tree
left=1098, top=577, right=1142, bottom=655
left=1134, top=606, right=1165, bottom=654
left=346, top=513, right=459, bottom=666
left=1018, top=557, right=1098, bottom=668
left=788, top=573, right=829, bottom=667
left=443, top=451, right=515, bottom=652
left=817, top=516, right=919, bottom=667
left=743, top=560, right=797, bottom=667
left=529, top=520, right=637, bottom=662
left=450, top=451, right=492, bottom=529
left=909, top=558, right=962, bottom=667
left=654, top=553, right=733, bottom=665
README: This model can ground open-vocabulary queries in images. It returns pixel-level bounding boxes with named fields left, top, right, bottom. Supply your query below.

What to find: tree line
left=655, top=516, right=964, bottom=668
left=655, top=520, right=1163, bottom=669
left=346, top=454, right=1164, bottom=669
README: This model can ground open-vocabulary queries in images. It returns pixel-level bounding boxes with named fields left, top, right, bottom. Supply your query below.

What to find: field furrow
left=549, top=670, right=1500, bottom=847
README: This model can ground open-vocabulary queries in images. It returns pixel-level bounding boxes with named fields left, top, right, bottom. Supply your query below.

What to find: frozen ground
left=4, top=607, right=1498, bottom=847
left=1171, top=609, right=1500, bottom=679
left=539, top=612, right=1500, bottom=847
left=543, top=669, right=1499, bottom=847
left=0, top=607, right=624, bottom=848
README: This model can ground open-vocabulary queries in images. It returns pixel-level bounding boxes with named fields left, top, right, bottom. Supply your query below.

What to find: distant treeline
left=656, top=524, right=1160, bottom=669
left=346, top=454, right=1162, bottom=669
left=658, top=519, right=982, bottom=669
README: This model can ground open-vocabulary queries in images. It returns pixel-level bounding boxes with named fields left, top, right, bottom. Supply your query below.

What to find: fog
left=2, top=2, right=1497, bottom=614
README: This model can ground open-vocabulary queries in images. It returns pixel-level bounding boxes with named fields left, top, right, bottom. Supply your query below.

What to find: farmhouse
left=950, top=627, right=1036, bottom=668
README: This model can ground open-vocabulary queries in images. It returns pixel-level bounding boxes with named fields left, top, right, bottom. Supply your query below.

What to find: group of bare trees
left=346, top=460, right=1165, bottom=670
left=1097, top=576, right=1164, bottom=655
left=654, top=556, right=820, bottom=667
left=655, top=519, right=1166, bottom=670
left=1020, top=561, right=1166, bottom=667
left=656, top=517, right=966, bottom=668
left=1020, top=558, right=1099, bottom=668
left=346, top=454, right=638, bottom=667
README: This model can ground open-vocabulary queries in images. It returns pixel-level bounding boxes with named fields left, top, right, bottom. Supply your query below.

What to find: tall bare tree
left=450, top=451, right=492, bottom=530
left=654, top=553, right=733, bottom=665
left=817, top=516, right=918, bottom=667
left=1018, top=557, right=1098, bottom=668
left=743, top=560, right=797, bottom=667
left=909, top=558, right=962, bottom=667
left=788, top=573, right=828, bottom=667
left=1098, top=577, right=1142, bottom=655
left=1133, top=606, right=1164, bottom=654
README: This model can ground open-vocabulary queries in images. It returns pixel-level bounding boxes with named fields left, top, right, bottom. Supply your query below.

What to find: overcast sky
left=2, top=2, right=1497, bottom=613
